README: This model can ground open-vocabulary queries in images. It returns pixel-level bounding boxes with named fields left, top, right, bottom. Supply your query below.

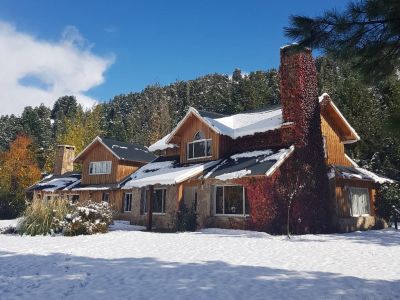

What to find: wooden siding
left=170, top=113, right=221, bottom=164
left=321, top=115, right=351, bottom=166
left=332, top=178, right=376, bottom=218
left=81, top=142, right=140, bottom=184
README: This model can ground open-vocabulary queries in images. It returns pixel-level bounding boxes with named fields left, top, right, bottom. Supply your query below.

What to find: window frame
left=348, top=187, right=371, bottom=217
left=187, top=138, right=212, bottom=160
left=102, top=192, right=110, bottom=204
left=214, top=185, right=249, bottom=217
left=123, top=193, right=133, bottom=212
left=143, top=187, right=167, bottom=215
left=89, top=161, right=112, bottom=175
left=68, top=194, right=80, bottom=203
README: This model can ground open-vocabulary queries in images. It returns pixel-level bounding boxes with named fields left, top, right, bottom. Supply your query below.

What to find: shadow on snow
left=0, top=250, right=398, bottom=300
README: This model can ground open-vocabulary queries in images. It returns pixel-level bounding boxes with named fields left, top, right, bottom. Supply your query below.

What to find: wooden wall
left=321, top=115, right=351, bottom=166
left=80, top=142, right=140, bottom=184
left=332, top=178, right=376, bottom=218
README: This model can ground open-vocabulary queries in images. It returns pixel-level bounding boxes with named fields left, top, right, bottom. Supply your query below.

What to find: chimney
left=279, top=45, right=319, bottom=147
left=54, top=145, right=75, bottom=175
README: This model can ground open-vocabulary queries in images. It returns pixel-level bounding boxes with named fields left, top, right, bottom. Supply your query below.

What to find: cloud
left=0, top=21, right=115, bottom=116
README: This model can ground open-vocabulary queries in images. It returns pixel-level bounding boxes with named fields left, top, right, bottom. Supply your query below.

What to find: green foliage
left=0, top=191, right=26, bottom=219
left=375, top=183, right=400, bottom=223
left=174, top=201, right=198, bottom=232
left=285, top=0, right=400, bottom=81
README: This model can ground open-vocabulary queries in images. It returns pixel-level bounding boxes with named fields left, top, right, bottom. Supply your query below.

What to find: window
left=89, top=161, right=112, bottom=175
left=187, top=131, right=212, bottom=160
left=348, top=187, right=370, bottom=216
left=142, top=188, right=166, bottom=214
left=102, top=193, right=110, bottom=204
left=322, top=136, right=328, bottom=159
left=214, top=185, right=249, bottom=216
left=124, top=193, right=132, bottom=212
left=68, top=194, right=80, bottom=203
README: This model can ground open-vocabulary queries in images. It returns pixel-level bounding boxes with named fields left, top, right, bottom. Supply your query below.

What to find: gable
left=319, top=94, right=360, bottom=144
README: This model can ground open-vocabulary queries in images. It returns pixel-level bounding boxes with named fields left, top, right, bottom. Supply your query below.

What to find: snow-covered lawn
left=0, top=220, right=399, bottom=299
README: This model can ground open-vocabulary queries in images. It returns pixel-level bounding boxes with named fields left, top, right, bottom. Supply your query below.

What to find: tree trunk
left=147, top=185, right=154, bottom=231
left=287, top=200, right=291, bottom=239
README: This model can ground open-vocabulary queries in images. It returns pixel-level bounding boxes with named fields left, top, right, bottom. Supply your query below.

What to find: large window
left=124, top=193, right=132, bottom=212
left=89, top=161, right=112, bottom=175
left=142, top=188, right=166, bottom=214
left=214, top=185, right=249, bottom=216
left=348, top=187, right=370, bottom=216
left=187, top=131, right=212, bottom=160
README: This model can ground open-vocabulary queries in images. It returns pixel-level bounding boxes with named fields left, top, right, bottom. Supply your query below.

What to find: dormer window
left=89, top=161, right=112, bottom=175
left=187, top=131, right=212, bottom=160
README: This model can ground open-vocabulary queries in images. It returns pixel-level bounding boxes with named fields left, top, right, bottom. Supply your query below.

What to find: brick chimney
left=279, top=45, right=319, bottom=147
left=53, top=145, right=75, bottom=175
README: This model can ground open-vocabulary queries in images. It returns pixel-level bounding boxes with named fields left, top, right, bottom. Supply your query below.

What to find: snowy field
left=0, top=220, right=399, bottom=300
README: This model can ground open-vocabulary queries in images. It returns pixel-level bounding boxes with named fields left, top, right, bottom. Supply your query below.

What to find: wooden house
left=28, top=136, right=156, bottom=219
left=121, top=45, right=392, bottom=233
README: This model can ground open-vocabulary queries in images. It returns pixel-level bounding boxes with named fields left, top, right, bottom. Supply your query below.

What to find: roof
left=150, top=106, right=289, bottom=152
left=201, top=146, right=294, bottom=180
left=74, top=136, right=156, bottom=163
left=28, top=172, right=81, bottom=192
left=122, top=156, right=220, bottom=188
left=329, top=165, right=394, bottom=184
left=319, top=93, right=360, bottom=144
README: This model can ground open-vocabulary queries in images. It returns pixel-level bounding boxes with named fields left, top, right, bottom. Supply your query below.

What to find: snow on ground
left=0, top=223, right=399, bottom=300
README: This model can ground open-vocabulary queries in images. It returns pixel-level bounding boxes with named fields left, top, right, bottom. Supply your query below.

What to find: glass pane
left=188, top=143, right=194, bottom=159
left=215, top=187, right=223, bottom=214
left=206, top=140, right=212, bottom=156
left=153, top=189, right=164, bottom=213
left=224, top=186, right=244, bottom=215
left=193, top=141, right=205, bottom=158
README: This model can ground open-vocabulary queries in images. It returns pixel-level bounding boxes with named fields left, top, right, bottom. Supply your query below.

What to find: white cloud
left=0, top=21, right=115, bottom=116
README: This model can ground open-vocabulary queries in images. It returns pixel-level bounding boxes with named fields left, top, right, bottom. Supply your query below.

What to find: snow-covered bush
left=375, top=183, right=400, bottom=224
left=19, top=198, right=72, bottom=236
left=62, top=201, right=112, bottom=236
left=173, top=201, right=198, bottom=232
left=18, top=199, right=112, bottom=236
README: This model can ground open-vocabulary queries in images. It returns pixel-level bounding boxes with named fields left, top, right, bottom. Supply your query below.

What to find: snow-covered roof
left=29, top=173, right=81, bottom=192
left=146, top=106, right=289, bottom=152
left=148, top=134, right=178, bottom=152
left=122, top=157, right=220, bottom=188
left=201, top=146, right=295, bottom=181
left=330, top=165, right=394, bottom=184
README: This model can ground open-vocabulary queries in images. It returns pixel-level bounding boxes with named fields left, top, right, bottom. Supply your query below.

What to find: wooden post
left=177, top=184, right=184, bottom=210
left=147, top=185, right=154, bottom=231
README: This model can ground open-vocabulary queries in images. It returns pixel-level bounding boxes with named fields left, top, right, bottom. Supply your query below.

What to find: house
left=28, top=136, right=156, bottom=219
left=120, top=45, right=392, bottom=233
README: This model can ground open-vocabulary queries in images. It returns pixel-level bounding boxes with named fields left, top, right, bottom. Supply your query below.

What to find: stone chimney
left=53, top=145, right=75, bottom=175
left=279, top=45, right=319, bottom=147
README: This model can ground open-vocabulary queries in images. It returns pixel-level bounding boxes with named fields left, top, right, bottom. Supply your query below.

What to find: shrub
left=18, top=199, right=113, bottom=236
left=0, top=192, right=26, bottom=219
left=18, top=198, right=72, bottom=236
left=174, top=201, right=198, bottom=232
left=375, top=183, right=400, bottom=224
left=62, top=201, right=113, bottom=236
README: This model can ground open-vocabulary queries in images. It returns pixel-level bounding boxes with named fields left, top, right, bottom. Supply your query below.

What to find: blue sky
left=0, top=0, right=349, bottom=114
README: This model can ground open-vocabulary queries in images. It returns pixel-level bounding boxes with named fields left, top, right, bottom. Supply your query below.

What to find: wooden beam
left=146, top=186, right=154, bottom=231
left=177, top=183, right=184, bottom=210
